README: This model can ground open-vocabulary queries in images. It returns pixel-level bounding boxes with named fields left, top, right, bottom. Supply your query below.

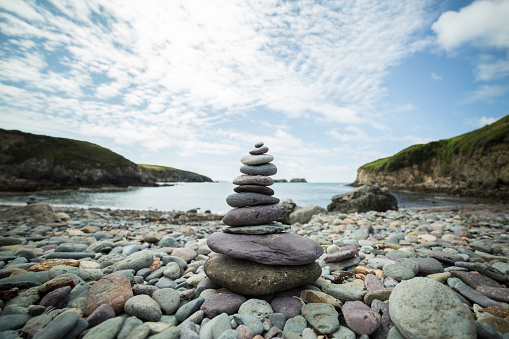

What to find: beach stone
left=317, top=280, right=367, bottom=303
left=241, top=153, right=274, bottom=166
left=301, top=303, right=339, bottom=334
left=234, top=185, right=274, bottom=196
left=299, top=290, right=343, bottom=308
left=152, top=288, right=181, bottom=315
left=144, top=232, right=162, bottom=243
left=476, top=285, right=509, bottom=303
left=124, top=295, right=162, bottom=322
left=476, top=321, right=504, bottom=339
left=82, top=316, right=124, bottom=339
left=383, top=264, right=415, bottom=281
left=207, top=232, right=322, bottom=265
left=371, top=299, right=393, bottom=339
left=271, top=297, right=302, bottom=319
left=389, top=277, right=476, bottom=339
left=226, top=192, right=280, bottom=208
left=175, top=297, right=205, bottom=322
left=240, top=163, right=277, bottom=176
left=282, top=315, right=307, bottom=335
left=327, top=185, right=398, bottom=213
left=364, top=274, right=385, bottom=292
left=85, top=274, right=133, bottom=315
left=239, top=299, right=274, bottom=318
left=268, top=313, right=286, bottom=331
left=126, top=323, right=151, bottom=338
left=479, top=317, right=509, bottom=334
left=171, top=248, right=197, bottom=263
left=163, top=262, right=182, bottom=279
left=0, top=203, right=58, bottom=223
left=223, top=224, right=290, bottom=235
left=86, top=303, right=115, bottom=327
left=324, top=249, right=357, bottom=263
left=450, top=271, right=503, bottom=289
left=8, top=286, right=42, bottom=308
left=199, top=313, right=231, bottom=339
left=39, top=286, right=71, bottom=308
left=233, top=314, right=264, bottom=335
left=342, top=301, right=381, bottom=335
left=408, top=257, right=443, bottom=275
left=200, top=291, right=246, bottom=318
left=363, top=290, right=392, bottom=306
left=222, top=205, right=283, bottom=226
left=331, top=326, right=356, bottom=339
left=32, top=311, right=78, bottom=339
left=0, top=271, right=50, bottom=289
left=21, top=314, right=53, bottom=334
left=250, top=145, right=268, bottom=154
left=289, top=206, right=327, bottom=225
left=455, top=286, right=502, bottom=307
left=117, top=316, right=143, bottom=339
left=0, top=314, right=32, bottom=331
left=204, top=254, right=321, bottom=296
left=114, top=250, right=153, bottom=272
left=233, top=175, right=274, bottom=186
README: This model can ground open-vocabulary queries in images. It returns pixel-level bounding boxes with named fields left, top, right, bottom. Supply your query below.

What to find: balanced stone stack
left=204, top=142, right=323, bottom=295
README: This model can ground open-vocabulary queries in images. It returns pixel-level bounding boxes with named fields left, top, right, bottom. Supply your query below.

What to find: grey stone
left=0, top=314, right=32, bottom=331
left=175, top=297, right=205, bottom=322
left=289, top=206, right=327, bottom=225
left=200, top=292, right=246, bottom=318
left=238, top=299, right=274, bottom=318
left=124, top=295, right=162, bottom=322
left=0, top=271, right=50, bottom=289
left=271, top=297, right=302, bottom=319
left=317, top=280, right=367, bottom=303
left=341, top=301, right=381, bottom=335
left=301, top=303, right=339, bottom=334
left=82, top=316, right=124, bottom=339
left=232, top=175, right=274, bottom=186
left=0, top=203, right=58, bottom=223
left=223, top=224, right=290, bottom=235
left=383, top=264, right=415, bottom=281
left=226, top=192, right=279, bottom=208
left=200, top=313, right=232, bottom=339
left=240, top=163, right=277, bottom=176
left=148, top=326, right=179, bottom=339
left=117, top=316, right=143, bottom=339
left=222, top=205, right=283, bottom=226
left=241, top=153, right=274, bottom=166
left=269, top=313, right=286, bottom=331
left=408, top=257, right=443, bottom=275
left=327, top=185, right=398, bottom=213
left=207, top=232, right=323, bottom=265
left=152, top=288, right=181, bottom=315
left=32, top=311, right=78, bottom=339
left=233, top=185, right=274, bottom=196
left=204, top=254, right=321, bottom=296
left=114, top=250, right=153, bottom=272
left=455, top=286, right=502, bottom=307
left=233, top=314, right=263, bottom=335
left=61, top=318, right=89, bottom=339
left=389, top=277, right=476, bottom=339
left=283, top=315, right=307, bottom=335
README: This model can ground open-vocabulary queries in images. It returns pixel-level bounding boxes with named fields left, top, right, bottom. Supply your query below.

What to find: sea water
left=0, top=182, right=484, bottom=214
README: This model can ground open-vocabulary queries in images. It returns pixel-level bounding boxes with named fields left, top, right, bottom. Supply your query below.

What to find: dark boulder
left=327, top=185, right=398, bottom=213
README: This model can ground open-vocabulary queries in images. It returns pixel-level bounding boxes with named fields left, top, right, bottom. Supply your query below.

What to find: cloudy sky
left=1, top=0, right=508, bottom=182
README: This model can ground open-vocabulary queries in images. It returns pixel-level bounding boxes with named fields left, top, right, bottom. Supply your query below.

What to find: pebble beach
left=0, top=202, right=508, bottom=339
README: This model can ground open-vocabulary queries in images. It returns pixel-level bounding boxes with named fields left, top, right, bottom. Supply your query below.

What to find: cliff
left=0, top=129, right=211, bottom=191
left=353, top=115, right=509, bottom=199
left=139, top=164, right=212, bottom=182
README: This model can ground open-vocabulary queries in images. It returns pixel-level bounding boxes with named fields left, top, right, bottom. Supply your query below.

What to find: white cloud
left=432, top=0, right=509, bottom=51
left=431, top=73, right=442, bottom=81
left=466, top=84, right=509, bottom=103
left=475, top=54, right=509, bottom=81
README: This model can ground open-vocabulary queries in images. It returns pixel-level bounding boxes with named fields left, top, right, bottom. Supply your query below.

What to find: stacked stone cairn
left=204, top=142, right=323, bottom=295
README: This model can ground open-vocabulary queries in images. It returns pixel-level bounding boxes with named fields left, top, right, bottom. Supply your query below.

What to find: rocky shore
left=0, top=203, right=508, bottom=339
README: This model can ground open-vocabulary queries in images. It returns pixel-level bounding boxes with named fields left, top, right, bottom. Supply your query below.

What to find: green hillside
left=139, top=164, right=212, bottom=182
left=1, top=129, right=134, bottom=171
left=362, top=115, right=509, bottom=176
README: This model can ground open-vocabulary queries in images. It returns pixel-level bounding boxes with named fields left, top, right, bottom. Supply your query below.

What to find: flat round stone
left=223, top=224, right=290, bottom=235
left=222, top=205, right=283, bottom=226
left=250, top=146, right=269, bottom=155
left=254, top=142, right=264, bottom=147
left=241, top=154, right=274, bottom=166
left=240, top=163, right=277, bottom=176
left=233, top=175, right=274, bottom=186
left=203, top=254, right=321, bottom=296
left=207, top=232, right=323, bottom=265
left=226, top=192, right=280, bottom=208
left=234, top=185, right=274, bottom=196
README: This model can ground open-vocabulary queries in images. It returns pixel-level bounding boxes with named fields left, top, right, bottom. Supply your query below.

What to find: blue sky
left=1, top=0, right=508, bottom=183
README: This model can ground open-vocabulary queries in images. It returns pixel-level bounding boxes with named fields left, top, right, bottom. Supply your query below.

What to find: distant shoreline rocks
left=274, top=178, right=307, bottom=183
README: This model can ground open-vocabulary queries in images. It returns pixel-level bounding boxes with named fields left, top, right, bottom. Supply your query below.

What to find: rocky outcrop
left=327, top=185, right=398, bottom=213
left=289, top=205, right=327, bottom=224
left=354, top=143, right=509, bottom=199
left=353, top=115, right=509, bottom=199
left=0, top=203, right=59, bottom=223
left=139, top=164, right=212, bottom=182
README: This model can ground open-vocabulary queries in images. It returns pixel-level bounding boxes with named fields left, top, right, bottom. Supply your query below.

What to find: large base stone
left=204, top=254, right=321, bottom=296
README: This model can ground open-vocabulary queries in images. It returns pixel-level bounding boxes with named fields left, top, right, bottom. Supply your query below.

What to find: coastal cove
left=0, top=182, right=492, bottom=214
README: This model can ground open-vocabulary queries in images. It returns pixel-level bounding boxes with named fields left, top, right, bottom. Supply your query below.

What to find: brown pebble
left=29, top=259, right=80, bottom=272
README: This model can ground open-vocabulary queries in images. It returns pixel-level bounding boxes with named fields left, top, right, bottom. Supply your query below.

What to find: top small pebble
left=254, top=142, right=264, bottom=148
